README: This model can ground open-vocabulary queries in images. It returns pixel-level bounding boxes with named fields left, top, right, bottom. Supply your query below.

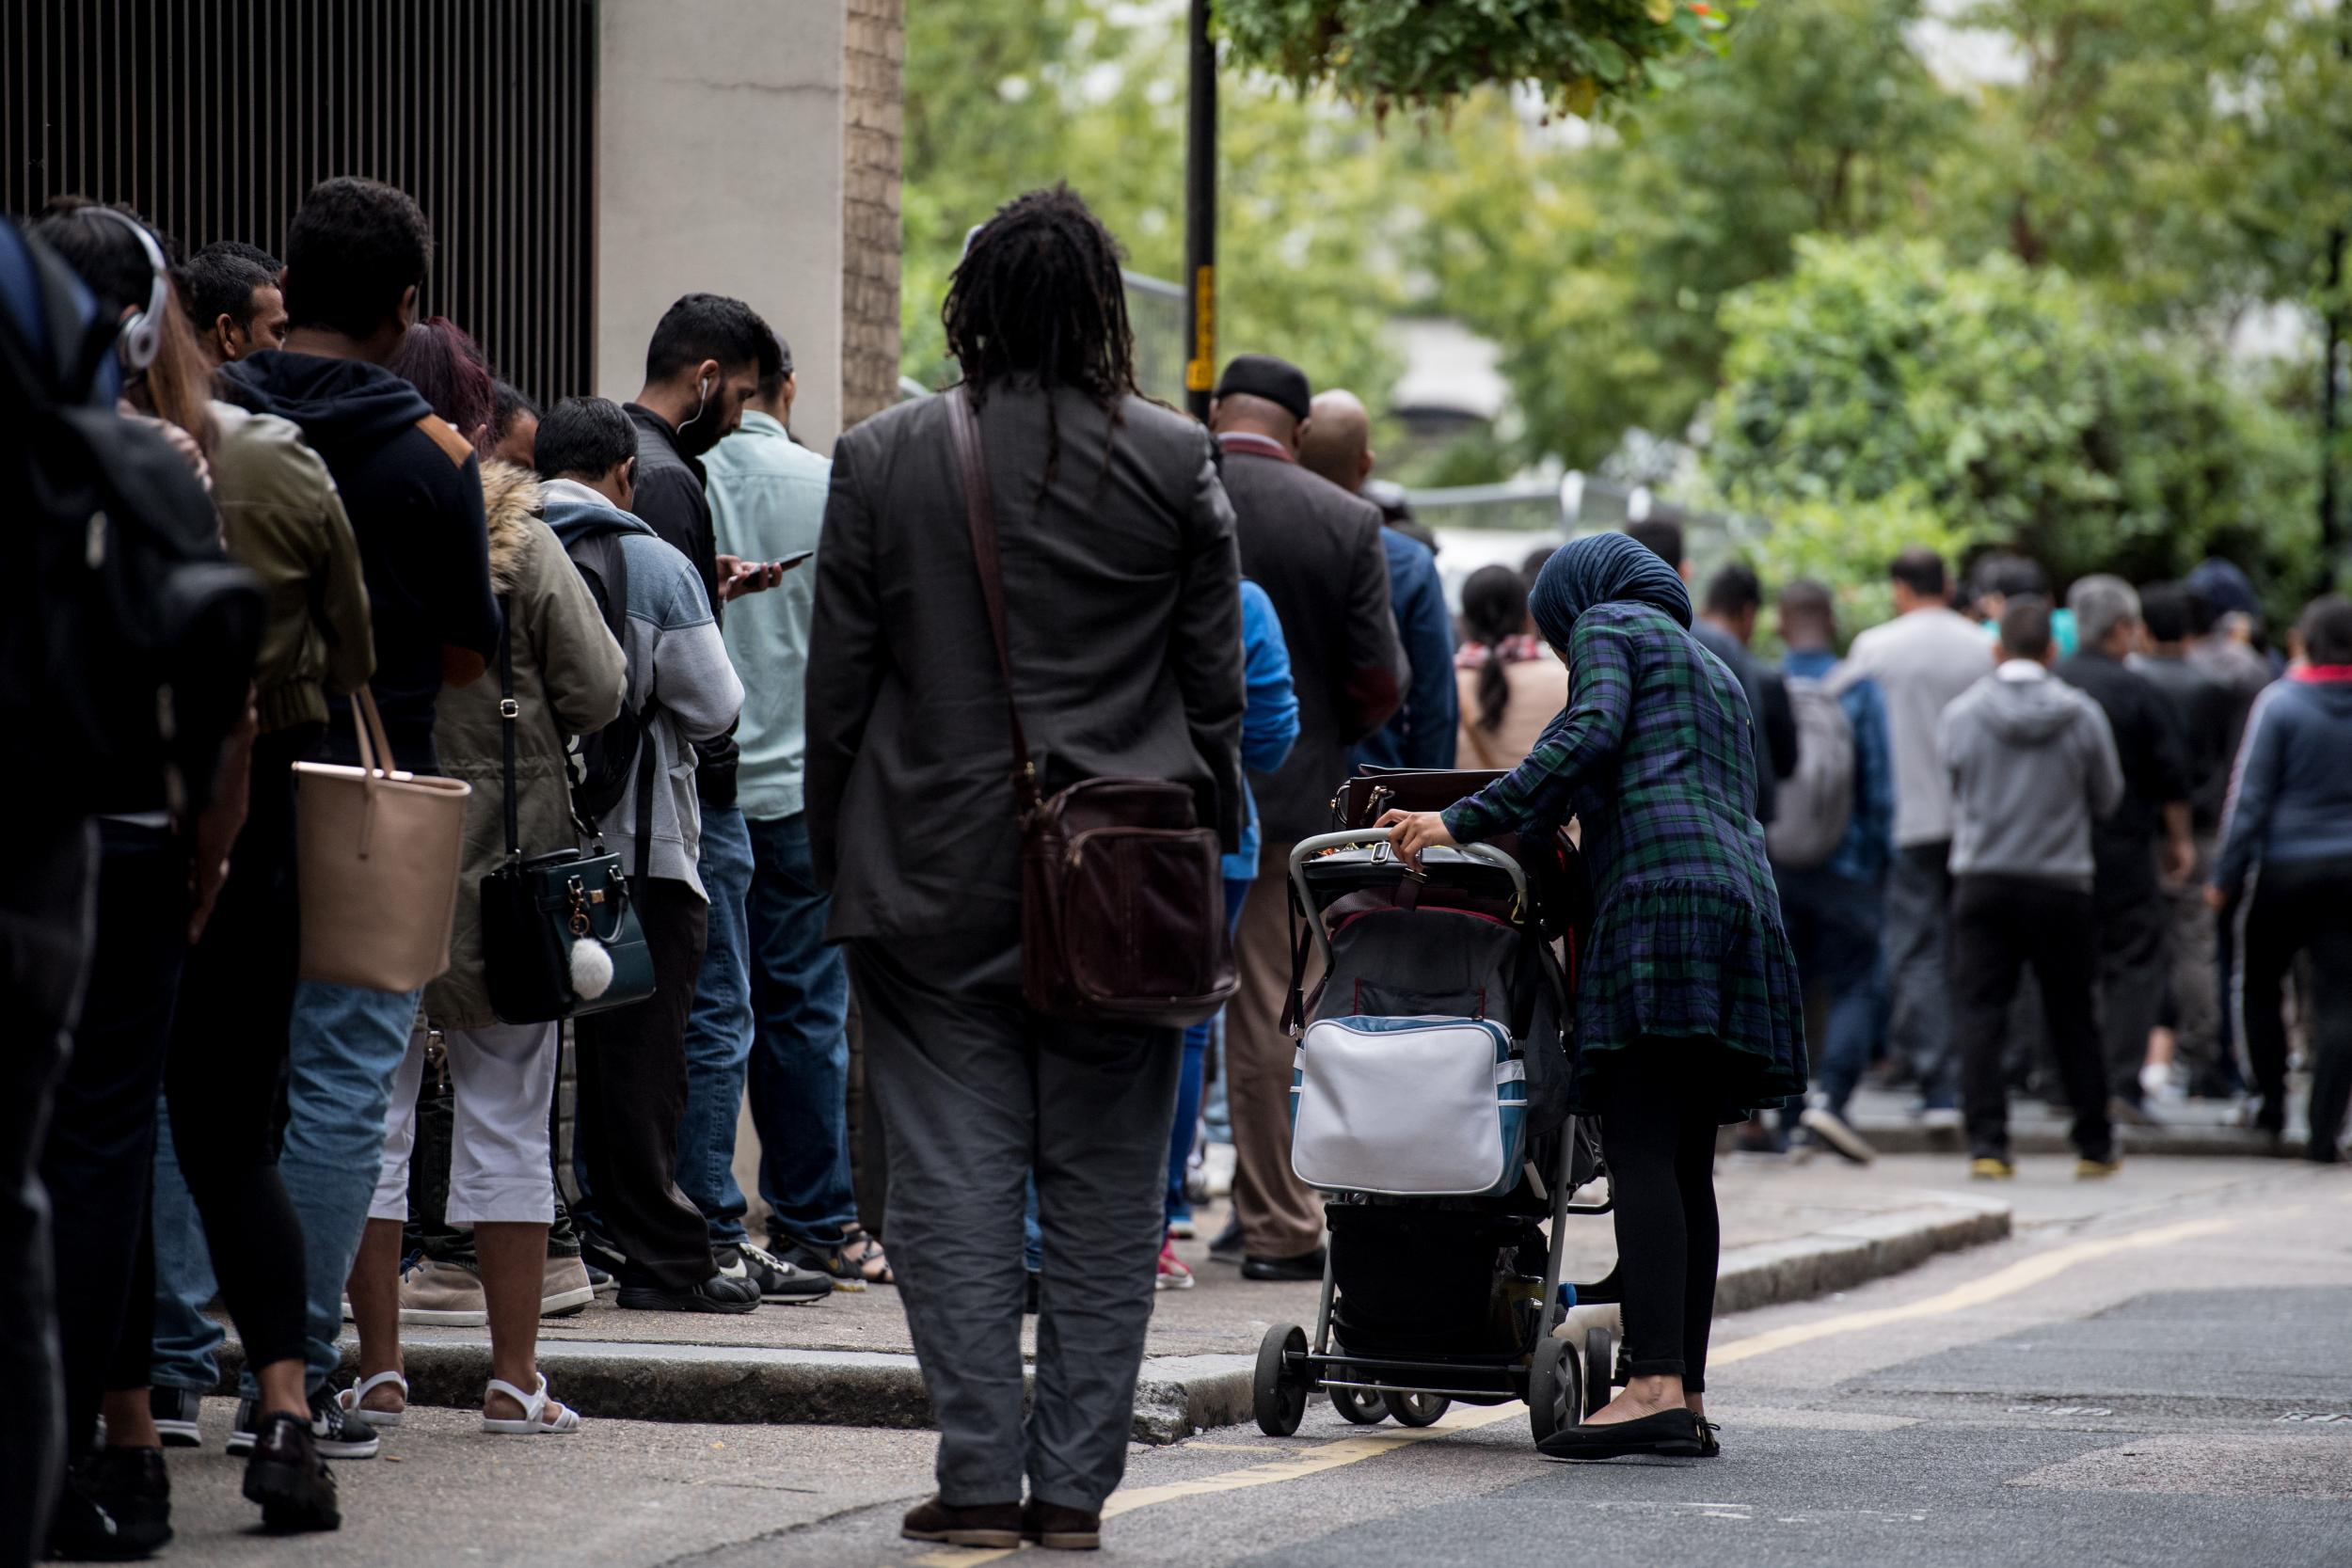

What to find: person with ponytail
left=1454, top=562, right=1567, bottom=769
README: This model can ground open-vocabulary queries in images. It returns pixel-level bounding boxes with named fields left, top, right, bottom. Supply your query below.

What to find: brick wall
left=841, top=0, right=904, bottom=430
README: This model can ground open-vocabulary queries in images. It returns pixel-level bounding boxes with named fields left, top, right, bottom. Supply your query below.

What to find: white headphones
left=85, top=206, right=169, bottom=372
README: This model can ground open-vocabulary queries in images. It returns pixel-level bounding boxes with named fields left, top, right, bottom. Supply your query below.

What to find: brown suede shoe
left=900, top=1496, right=1021, bottom=1548
left=1022, top=1497, right=1104, bottom=1550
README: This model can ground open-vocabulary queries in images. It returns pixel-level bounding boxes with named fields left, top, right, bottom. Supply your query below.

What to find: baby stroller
left=1249, top=773, right=1621, bottom=1445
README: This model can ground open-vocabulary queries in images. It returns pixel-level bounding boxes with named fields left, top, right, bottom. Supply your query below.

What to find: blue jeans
left=676, top=804, right=756, bottom=1246
left=1777, top=865, right=1883, bottom=1118
left=148, top=1102, right=223, bottom=1393
left=744, top=813, right=857, bottom=1251
left=281, top=978, right=422, bottom=1391
left=1169, top=878, right=1254, bottom=1222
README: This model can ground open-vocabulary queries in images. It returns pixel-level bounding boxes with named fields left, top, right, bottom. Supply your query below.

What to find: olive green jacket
left=423, top=462, right=628, bottom=1031
left=210, top=401, right=374, bottom=733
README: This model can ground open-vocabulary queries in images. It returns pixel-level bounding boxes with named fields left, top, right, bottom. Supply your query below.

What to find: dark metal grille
left=3, top=0, right=598, bottom=406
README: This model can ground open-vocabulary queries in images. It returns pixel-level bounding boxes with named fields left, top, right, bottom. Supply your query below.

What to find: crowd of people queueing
left=8, top=170, right=2348, bottom=1563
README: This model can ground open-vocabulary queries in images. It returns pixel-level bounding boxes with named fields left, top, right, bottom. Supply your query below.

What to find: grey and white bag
left=1290, top=1015, right=1528, bottom=1196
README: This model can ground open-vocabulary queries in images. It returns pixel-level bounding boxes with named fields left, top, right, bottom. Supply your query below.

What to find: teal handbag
left=479, top=601, right=657, bottom=1023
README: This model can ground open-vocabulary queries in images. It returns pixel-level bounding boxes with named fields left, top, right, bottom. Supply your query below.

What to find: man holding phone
left=694, top=345, right=887, bottom=1290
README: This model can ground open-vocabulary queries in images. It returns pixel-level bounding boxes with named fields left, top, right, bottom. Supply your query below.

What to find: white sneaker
left=2140, top=1062, right=2186, bottom=1104
left=1800, top=1105, right=1876, bottom=1164
left=1919, top=1106, right=1963, bottom=1132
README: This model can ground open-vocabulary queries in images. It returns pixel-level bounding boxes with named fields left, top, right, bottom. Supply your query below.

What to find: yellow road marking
left=906, top=1406, right=1523, bottom=1565
left=909, top=1208, right=2276, bottom=1564
left=1708, top=1213, right=2242, bottom=1368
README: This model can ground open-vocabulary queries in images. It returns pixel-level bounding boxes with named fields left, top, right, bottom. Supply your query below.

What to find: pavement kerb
left=1855, top=1123, right=2283, bottom=1159
left=217, top=1195, right=2008, bottom=1445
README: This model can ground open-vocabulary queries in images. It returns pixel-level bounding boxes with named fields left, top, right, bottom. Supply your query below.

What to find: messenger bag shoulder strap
left=946, top=387, right=1041, bottom=818
left=497, top=595, right=521, bottom=861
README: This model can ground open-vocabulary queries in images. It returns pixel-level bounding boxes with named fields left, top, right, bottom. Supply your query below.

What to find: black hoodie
left=222, top=350, right=501, bottom=773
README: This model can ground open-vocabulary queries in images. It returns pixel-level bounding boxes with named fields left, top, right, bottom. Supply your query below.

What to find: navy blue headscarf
left=1528, top=532, right=1694, bottom=649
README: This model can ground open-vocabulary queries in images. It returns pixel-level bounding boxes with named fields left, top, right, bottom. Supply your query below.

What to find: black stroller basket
left=1251, top=827, right=1618, bottom=1442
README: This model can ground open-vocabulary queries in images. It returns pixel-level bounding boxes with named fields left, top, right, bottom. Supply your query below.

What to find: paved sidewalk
left=1845, top=1084, right=2306, bottom=1158
left=214, top=1154, right=2010, bottom=1442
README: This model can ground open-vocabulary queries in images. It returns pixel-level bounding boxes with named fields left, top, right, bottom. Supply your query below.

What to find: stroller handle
left=1287, top=829, right=1531, bottom=976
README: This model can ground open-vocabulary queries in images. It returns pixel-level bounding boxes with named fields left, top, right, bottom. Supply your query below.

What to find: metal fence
left=3, top=0, right=600, bottom=405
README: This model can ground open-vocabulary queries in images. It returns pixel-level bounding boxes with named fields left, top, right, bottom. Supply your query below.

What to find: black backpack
left=0, top=219, right=263, bottom=816
left=561, top=523, right=660, bottom=873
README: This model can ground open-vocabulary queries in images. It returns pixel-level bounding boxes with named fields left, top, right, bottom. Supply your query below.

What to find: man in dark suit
left=1209, top=353, right=1402, bottom=1281
left=805, top=187, right=1243, bottom=1552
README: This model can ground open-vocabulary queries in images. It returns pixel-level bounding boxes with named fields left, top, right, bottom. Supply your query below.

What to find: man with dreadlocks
left=805, top=184, right=1245, bottom=1553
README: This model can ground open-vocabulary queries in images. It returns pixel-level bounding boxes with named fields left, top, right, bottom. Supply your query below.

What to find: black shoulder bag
left=480, top=598, right=658, bottom=1023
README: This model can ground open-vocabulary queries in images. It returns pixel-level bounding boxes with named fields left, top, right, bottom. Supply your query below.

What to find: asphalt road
left=149, top=1155, right=2352, bottom=1568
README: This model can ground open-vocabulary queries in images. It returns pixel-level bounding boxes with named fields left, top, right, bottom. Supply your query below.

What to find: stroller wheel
left=1330, top=1382, right=1387, bottom=1425
left=1527, top=1336, right=1581, bottom=1443
left=1583, top=1327, right=1614, bottom=1418
left=1253, top=1323, right=1310, bottom=1437
left=1382, top=1390, right=1450, bottom=1428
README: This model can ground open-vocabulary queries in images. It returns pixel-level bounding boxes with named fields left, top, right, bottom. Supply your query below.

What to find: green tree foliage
left=1216, top=0, right=1726, bottom=119
left=1933, top=0, right=2349, bottom=337
left=900, top=0, right=1407, bottom=402
left=1705, top=237, right=2317, bottom=609
left=1407, top=0, right=1959, bottom=468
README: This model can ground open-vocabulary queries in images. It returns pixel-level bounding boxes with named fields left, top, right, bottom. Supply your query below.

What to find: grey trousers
left=2161, top=835, right=2223, bottom=1081
left=1887, top=842, right=1959, bottom=1109
left=847, top=932, right=1180, bottom=1512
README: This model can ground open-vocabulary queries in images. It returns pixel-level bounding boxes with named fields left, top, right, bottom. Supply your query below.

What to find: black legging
left=1598, top=1045, right=1722, bottom=1392
left=42, top=821, right=185, bottom=1455
left=163, top=727, right=316, bottom=1373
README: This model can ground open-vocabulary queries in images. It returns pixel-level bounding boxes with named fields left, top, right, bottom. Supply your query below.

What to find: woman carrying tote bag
left=805, top=186, right=1244, bottom=1553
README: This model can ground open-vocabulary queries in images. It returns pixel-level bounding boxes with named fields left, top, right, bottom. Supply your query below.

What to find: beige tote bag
left=294, top=687, right=471, bottom=991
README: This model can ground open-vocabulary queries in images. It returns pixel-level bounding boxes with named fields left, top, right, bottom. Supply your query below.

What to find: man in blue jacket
left=1300, top=389, right=1456, bottom=770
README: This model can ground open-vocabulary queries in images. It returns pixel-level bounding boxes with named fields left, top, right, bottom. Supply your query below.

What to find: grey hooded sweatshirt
left=1937, top=661, right=2124, bottom=891
left=542, top=478, right=744, bottom=899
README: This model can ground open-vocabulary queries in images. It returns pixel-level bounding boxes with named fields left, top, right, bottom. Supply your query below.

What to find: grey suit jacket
left=806, top=382, right=1246, bottom=942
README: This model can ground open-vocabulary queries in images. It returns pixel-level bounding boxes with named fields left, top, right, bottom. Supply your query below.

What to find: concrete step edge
left=213, top=1198, right=2008, bottom=1445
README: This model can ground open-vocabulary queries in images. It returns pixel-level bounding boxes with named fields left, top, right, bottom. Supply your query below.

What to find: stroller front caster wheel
left=1382, top=1390, right=1450, bottom=1427
left=1253, top=1323, right=1310, bottom=1436
left=1527, top=1335, right=1582, bottom=1443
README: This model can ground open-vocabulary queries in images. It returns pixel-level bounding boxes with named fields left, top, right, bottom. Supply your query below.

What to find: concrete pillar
left=595, top=0, right=901, bottom=451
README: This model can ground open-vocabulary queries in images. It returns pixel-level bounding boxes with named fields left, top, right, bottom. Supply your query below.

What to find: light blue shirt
left=705, top=410, right=831, bottom=820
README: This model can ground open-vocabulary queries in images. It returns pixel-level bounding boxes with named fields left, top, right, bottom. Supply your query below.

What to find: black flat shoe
left=1240, top=1247, right=1326, bottom=1282
left=1536, top=1407, right=1704, bottom=1461
left=1694, top=1418, right=1721, bottom=1458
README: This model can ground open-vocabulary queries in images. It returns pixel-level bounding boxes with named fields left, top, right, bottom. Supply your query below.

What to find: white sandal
left=481, top=1372, right=580, bottom=1435
left=337, top=1370, right=408, bottom=1429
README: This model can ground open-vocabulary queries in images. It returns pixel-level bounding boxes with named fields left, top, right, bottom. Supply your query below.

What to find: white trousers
left=370, top=1021, right=560, bottom=1227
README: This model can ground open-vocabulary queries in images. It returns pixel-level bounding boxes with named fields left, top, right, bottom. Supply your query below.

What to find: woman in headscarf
left=1379, top=531, right=1806, bottom=1463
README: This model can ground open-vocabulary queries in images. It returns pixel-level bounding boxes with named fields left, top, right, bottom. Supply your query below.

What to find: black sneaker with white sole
left=614, top=1270, right=762, bottom=1313
left=717, top=1242, right=833, bottom=1305
left=226, top=1391, right=380, bottom=1460
left=151, top=1386, right=203, bottom=1449
left=307, top=1386, right=382, bottom=1459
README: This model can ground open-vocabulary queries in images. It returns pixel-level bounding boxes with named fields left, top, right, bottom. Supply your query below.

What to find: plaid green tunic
left=1442, top=602, right=1808, bottom=1119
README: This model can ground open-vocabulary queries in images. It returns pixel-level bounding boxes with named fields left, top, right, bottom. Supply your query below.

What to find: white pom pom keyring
left=569, top=935, right=615, bottom=1000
